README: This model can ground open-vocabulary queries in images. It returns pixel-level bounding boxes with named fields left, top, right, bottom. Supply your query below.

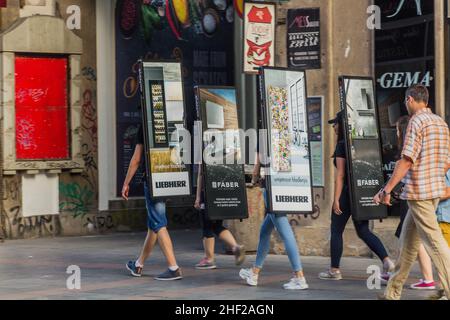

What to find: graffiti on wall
left=289, top=191, right=323, bottom=227
left=1, top=177, right=57, bottom=238
left=59, top=182, right=94, bottom=218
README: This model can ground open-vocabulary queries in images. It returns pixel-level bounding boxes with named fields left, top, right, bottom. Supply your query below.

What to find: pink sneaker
left=379, top=273, right=390, bottom=286
left=410, top=280, right=436, bottom=290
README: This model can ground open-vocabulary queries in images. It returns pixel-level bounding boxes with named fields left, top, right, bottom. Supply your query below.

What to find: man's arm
left=374, top=156, right=413, bottom=206
left=122, top=144, right=144, bottom=200
left=384, top=157, right=413, bottom=194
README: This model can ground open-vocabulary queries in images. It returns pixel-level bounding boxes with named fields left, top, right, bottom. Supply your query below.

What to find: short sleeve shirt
left=401, top=108, right=450, bottom=201
left=437, top=170, right=450, bottom=223
left=333, top=140, right=347, bottom=185
left=135, top=125, right=144, bottom=146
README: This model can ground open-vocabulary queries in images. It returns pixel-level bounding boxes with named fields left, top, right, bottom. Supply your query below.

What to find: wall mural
left=116, top=0, right=235, bottom=197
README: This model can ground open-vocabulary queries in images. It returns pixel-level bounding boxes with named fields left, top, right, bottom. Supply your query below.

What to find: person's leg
left=239, top=214, right=274, bottom=286
left=157, top=227, right=178, bottom=268
left=216, top=225, right=246, bottom=266
left=353, top=220, right=394, bottom=273
left=203, top=237, right=215, bottom=261
left=270, top=214, right=304, bottom=278
left=127, top=184, right=162, bottom=277
left=409, top=200, right=450, bottom=299
left=330, top=207, right=351, bottom=271
left=137, top=229, right=158, bottom=266
left=200, top=211, right=216, bottom=261
left=146, top=200, right=182, bottom=281
left=417, top=244, right=434, bottom=283
left=218, top=229, right=238, bottom=249
left=253, top=214, right=275, bottom=273
left=385, top=208, right=421, bottom=300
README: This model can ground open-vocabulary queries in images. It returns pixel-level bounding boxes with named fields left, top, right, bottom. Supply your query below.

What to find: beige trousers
left=385, top=199, right=450, bottom=300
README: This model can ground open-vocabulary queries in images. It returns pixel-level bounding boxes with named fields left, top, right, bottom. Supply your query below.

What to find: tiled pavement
left=0, top=230, right=434, bottom=300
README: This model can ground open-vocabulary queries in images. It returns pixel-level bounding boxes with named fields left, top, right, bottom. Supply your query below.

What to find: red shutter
left=15, top=56, right=70, bottom=160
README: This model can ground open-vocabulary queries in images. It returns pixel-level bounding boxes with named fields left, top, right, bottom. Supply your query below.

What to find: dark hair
left=405, top=84, right=429, bottom=105
left=396, top=115, right=410, bottom=157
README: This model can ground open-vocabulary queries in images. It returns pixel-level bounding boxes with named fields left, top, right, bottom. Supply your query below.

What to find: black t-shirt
left=333, top=140, right=347, bottom=185
left=135, top=125, right=146, bottom=178
left=135, top=125, right=144, bottom=146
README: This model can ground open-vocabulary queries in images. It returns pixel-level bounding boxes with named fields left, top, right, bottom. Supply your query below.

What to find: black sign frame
left=258, top=66, right=315, bottom=215
left=194, top=85, right=249, bottom=221
left=138, top=59, right=192, bottom=200
left=338, top=75, right=388, bottom=221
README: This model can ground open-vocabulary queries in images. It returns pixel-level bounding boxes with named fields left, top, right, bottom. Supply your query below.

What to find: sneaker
left=379, top=272, right=390, bottom=286
left=195, top=258, right=217, bottom=270
left=155, top=268, right=183, bottom=281
left=126, top=260, right=143, bottom=277
left=410, top=280, right=436, bottom=290
left=318, top=269, right=343, bottom=281
left=383, top=259, right=395, bottom=274
left=283, top=277, right=309, bottom=290
left=239, top=268, right=258, bottom=286
left=234, top=245, right=246, bottom=266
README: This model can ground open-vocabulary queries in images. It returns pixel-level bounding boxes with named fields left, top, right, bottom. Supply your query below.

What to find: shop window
left=375, top=0, right=434, bottom=216
left=15, top=56, right=70, bottom=160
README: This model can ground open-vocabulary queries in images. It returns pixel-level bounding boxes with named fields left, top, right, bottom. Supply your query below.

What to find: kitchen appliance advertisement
left=338, top=76, right=388, bottom=221
left=139, top=60, right=191, bottom=199
left=259, top=67, right=314, bottom=214
left=243, top=1, right=276, bottom=74
left=195, top=86, right=248, bottom=220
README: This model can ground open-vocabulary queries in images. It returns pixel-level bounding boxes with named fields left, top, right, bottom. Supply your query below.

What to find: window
left=290, top=79, right=306, bottom=133
left=15, top=56, right=70, bottom=160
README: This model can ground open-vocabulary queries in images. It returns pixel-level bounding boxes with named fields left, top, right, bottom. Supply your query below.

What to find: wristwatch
left=380, top=188, right=388, bottom=198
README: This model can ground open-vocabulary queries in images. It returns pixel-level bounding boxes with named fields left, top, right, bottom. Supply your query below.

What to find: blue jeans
left=255, top=190, right=303, bottom=272
left=144, top=183, right=168, bottom=233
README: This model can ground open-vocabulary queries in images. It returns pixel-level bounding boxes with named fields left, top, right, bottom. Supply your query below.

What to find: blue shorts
left=144, top=183, right=168, bottom=233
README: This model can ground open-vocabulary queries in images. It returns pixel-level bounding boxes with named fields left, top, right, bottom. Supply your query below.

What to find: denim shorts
left=144, top=183, right=168, bottom=233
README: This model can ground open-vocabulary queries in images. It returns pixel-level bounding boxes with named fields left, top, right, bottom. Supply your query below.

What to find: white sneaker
left=239, top=268, right=258, bottom=286
left=318, top=269, right=343, bottom=281
left=283, top=277, right=309, bottom=290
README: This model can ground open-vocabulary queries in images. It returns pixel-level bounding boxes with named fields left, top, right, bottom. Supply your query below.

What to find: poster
left=338, top=76, right=388, bottom=221
left=287, top=8, right=321, bottom=70
left=140, top=61, right=191, bottom=199
left=115, top=0, right=235, bottom=197
left=307, top=96, right=324, bottom=187
left=259, top=67, right=314, bottom=214
left=243, top=1, right=276, bottom=74
left=195, top=87, right=248, bottom=220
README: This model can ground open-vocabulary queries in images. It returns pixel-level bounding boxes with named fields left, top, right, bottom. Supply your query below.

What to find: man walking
left=123, top=124, right=182, bottom=281
left=374, top=84, right=450, bottom=300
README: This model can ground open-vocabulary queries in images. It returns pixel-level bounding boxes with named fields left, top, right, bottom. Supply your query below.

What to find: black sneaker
left=126, top=260, right=143, bottom=277
left=155, top=268, right=183, bottom=281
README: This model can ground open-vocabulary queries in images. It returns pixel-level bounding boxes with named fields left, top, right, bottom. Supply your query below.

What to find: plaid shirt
left=401, top=108, right=450, bottom=201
